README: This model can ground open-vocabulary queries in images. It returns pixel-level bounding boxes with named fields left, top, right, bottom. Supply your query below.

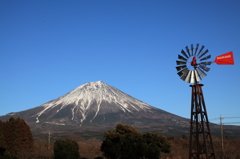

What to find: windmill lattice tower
left=176, top=44, right=234, bottom=159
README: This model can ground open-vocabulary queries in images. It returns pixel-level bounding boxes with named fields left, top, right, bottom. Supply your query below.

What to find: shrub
left=54, top=138, right=80, bottom=159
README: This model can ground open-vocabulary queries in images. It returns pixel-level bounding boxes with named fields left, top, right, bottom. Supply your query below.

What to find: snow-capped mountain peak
left=35, top=81, right=155, bottom=124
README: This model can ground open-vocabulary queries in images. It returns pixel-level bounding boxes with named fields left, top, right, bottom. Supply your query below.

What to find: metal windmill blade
left=177, top=68, right=188, bottom=77
left=185, top=46, right=191, bottom=57
left=200, top=61, right=212, bottom=65
left=176, top=65, right=187, bottom=71
left=198, top=49, right=209, bottom=58
left=181, top=49, right=189, bottom=58
left=176, top=61, right=187, bottom=65
left=189, top=70, right=202, bottom=83
left=194, top=70, right=202, bottom=82
left=199, top=64, right=210, bottom=72
left=190, top=44, right=194, bottom=56
left=197, top=45, right=205, bottom=57
left=180, top=70, right=190, bottom=81
left=178, top=55, right=187, bottom=61
left=185, top=71, right=192, bottom=83
left=196, top=68, right=207, bottom=78
left=177, top=71, right=183, bottom=77
left=190, top=71, right=196, bottom=83
left=194, top=44, right=199, bottom=56
left=200, top=55, right=211, bottom=61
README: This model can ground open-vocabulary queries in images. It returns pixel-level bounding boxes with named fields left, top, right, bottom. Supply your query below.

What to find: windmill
left=176, top=44, right=234, bottom=159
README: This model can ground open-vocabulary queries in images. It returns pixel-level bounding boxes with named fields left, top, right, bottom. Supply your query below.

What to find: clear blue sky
left=1, top=0, right=239, bottom=125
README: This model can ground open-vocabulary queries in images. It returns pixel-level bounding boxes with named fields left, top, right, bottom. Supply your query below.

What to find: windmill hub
left=190, top=56, right=197, bottom=67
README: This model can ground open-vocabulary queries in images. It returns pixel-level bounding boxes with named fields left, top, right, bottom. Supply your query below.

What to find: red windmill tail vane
left=214, top=51, right=234, bottom=65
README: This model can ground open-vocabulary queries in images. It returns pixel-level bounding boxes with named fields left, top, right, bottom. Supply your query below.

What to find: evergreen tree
left=0, top=117, right=34, bottom=158
left=54, top=138, right=80, bottom=159
left=101, top=124, right=143, bottom=159
left=142, top=132, right=171, bottom=159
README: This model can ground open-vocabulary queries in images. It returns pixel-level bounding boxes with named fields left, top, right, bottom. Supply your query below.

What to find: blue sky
left=1, top=0, right=239, bottom=125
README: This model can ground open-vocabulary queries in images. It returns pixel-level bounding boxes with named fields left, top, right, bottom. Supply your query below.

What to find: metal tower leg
left=189, top=84, right=216, bottom=159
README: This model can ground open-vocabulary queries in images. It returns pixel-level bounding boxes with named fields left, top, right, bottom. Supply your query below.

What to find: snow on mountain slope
left=36, top=81, right=157, bottom=124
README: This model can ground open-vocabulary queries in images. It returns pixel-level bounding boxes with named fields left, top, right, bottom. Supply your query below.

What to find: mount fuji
left=34, top=80, right=160, bottom=125
left=2, top=81, right=238, bottom=139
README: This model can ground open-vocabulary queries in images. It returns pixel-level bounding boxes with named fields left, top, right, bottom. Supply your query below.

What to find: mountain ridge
left=34, top=81, right=158, bottom=125
left=1, top=81, right=239, bottom=139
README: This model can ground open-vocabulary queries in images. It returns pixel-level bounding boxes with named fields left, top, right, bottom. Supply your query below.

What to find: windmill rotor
left=176, top=44, right=211, bottom=83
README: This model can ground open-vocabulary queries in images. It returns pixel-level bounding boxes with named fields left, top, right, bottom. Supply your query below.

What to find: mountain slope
left=35, top=81, right=158, bottom=125
left=1, top=81, right=239, bottom=139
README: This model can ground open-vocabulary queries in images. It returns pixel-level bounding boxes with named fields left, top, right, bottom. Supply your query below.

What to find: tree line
left=1, top=117, right=240, bottom=159
left=0, top=117, right=171, bottom=159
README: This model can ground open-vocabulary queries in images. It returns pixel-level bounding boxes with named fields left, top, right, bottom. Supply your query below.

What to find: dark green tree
left=101, top=124, right=142, bottom=159
left=101, top=124, right=171, bottom=159
left=142, top=132, right=171, bottom=159
left=54, top=138, right=80, bottom=159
